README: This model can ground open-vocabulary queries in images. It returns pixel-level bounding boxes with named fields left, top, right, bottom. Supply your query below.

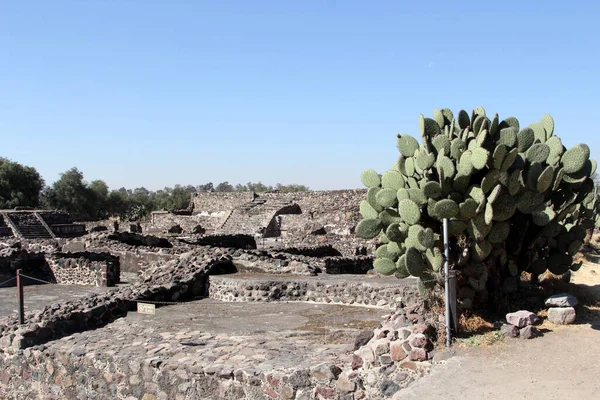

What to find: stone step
left=208, top=273, right=419, bottom=310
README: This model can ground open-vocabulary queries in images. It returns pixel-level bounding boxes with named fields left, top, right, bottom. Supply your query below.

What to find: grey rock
left=519, top=325, right=541, bottom=339
left=354, top=329, right=374, bottom=350
left=548, top=306, right=576, bottom=325
left=506, top=310, right=539, bottom=328
left=381, top=380, right=401, bottom=397
left=545, top=293, right=578, bottom=308
left=500, top=324, right=519, bottom=338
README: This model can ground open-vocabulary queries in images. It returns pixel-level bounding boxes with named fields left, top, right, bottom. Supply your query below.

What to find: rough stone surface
left=354, top=329, right=374, bottom=350
left=519, top=325, right=541, bottom=339
left=506, top=310, right=539, bottom=328
left=500, top=324, right=520, bottom=338
left=545, top=293, right=578, bottom=308
left=547, top=307, right=576, bottom=325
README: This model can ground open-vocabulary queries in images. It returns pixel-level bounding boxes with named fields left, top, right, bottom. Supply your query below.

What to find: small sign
left=137, top=302, right=156, bottom=315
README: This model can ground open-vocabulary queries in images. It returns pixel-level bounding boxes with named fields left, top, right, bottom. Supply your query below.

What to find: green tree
left=0, top=158, right=44, bottom=209
left=43, top=168, right=98, bottom=220
left=215, top=181, right=234, bottom=192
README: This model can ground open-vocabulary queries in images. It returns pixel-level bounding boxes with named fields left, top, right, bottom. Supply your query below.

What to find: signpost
left=137, top=302, right=156, bottom=315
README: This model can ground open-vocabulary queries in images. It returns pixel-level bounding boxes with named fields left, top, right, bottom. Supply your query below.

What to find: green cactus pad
left=379, top=209, right=402, bottom=226
left=500, top=116, right=520, bottom=132
left=458, top=198, right=478, bottom=220
left=385, top=223, right=405, bottom=242
left=526, top=143, right=550, bottom=163
left=441, top=108, right=454, bottom=124
left=381, top=170, right=405, bottom=190
left=395, top=255, right=410, bottom=278
left=568, top=240, right=583, bottom=256
left=420, top=115, right=441, bottom=138
left=422, top=181, right=442, bottom=200
left=375, top=244, right=393, bottom=260
left=491, top=194, right=517, bottom=221
left=517, top=190, right=545, bottom=214
left=498, top=127, right=517, bottom=148
left=433, top=109, right=445, bottom=129
left=379, top=231, right=390, bottom=244
left=500, top=148, right=519, bottom=172
left=407, top=176, right=419, bottom=189
left=458, top=110, right=470, bottom=129
left=537, top=165, right=555, bottom=193
left=359, top=200, right=379, bottom=219
left=360, top=169, right=381, bottom=188
left=458, top=150, right=474, bottom=175
left=453, top=173, right=471, bottom=193
left=437, top=155, right=456, bottom=179
left=425, top=247, right=443, bottom=272
left=373, top=258, right=397, bottom=276
left=356, top=218, right=382, bottom=239
left=472, top=240, right=492, bottom=262
left=418, top=227, right=435, bottom=248
left=488, top=221, right=510, bottom=243
left=562, top=144, right=590, bottom=174
left=367, top=187, right=383, bottom=212
left=492, top=145, right=507, bottom=170
left=432, top=135, right=451, bottom=156
left=481, top=169, right=501, bottom=193
left=396, top=188, right=410, bottom=201
left=484, top=203, right=494, bottom=225
left=415, top=150, right=436, bottom=170
left=398, top=199, right=421, bottom=225
left=405, top=247, right=426, bottom=278
left=396, top=134, right=419, bottom=157
left=386, top=241, right=403, bottom=258
left=527, top=162, right=544, bottom=191
left=529, top=122, right=547, bottom=143
left=540, top=114, right=554, bottom=138
left=434, top=199, right=459, bottom=219
left=450, top=138, right=467, bottom=160
left=517, top=127, right=535, bottom=153
left=448, top=219, right=467, bottom=234
left=405, top=157, right=415, bottom=177
left=471, top=147, right=489, bottom=170
left=467, top=185, right=485, bottom=205
left=376, top=188, right=398, bottom=208
left=546, top=136, right=564, bottom=166
left=407, top=188, right=427, bottom=206
left=532, top=207, right=556, bottom=226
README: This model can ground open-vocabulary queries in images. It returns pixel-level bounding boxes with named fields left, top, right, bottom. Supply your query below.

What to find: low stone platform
left=0, top=300, right=388, bottom=399
left=208, top=273, right=420, bottom=310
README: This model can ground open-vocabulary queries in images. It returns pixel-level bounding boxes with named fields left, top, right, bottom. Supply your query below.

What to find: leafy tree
left=43, top=168, right=98, bottom=220
left=215, top=181, right=234, bottom=192
left=0, top=158, right=44, bottom=209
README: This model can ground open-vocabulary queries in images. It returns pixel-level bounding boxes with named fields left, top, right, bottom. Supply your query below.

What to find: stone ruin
left=0, top=191, right=445, bottom=399
left=0, top=210, right=85, bottom=239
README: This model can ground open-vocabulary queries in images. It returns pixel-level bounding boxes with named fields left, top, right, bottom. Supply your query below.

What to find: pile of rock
left=545, top=293, right=578, bottom=325
left=501, top=310, right=541, bottom=339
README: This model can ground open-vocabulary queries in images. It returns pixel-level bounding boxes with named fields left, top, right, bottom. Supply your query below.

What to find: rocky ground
left=395, top=261, right=600, bottom=400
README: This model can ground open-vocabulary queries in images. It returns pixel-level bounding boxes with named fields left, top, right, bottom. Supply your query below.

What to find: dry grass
left=455, top=330, right=505, bottom=348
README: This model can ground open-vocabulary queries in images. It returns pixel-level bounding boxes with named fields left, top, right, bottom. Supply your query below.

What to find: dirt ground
left=397, top=261, right=600, bottom=399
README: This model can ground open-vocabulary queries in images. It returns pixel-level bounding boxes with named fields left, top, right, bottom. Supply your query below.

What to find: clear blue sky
left=1, top=1, right=599, bottom=191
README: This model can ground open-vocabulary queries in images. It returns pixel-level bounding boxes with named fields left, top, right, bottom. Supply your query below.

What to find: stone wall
left=191, top=191, right=254, bottom=213
left=46, top=252, right=120, bottom=287
left=209, top=275, right=420, bottom=310
left=0, top=250, right=53, bottom=286
left=148, top=211, right=226, bottom=234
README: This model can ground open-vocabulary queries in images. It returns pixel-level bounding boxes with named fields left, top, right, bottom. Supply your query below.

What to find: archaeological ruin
left=0, top=191, right=440, bottom=400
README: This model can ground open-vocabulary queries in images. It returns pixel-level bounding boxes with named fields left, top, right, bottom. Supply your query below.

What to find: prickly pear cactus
left=358, top=107, right=599, bottom=310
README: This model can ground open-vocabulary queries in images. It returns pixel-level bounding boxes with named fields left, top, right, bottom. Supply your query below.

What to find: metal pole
left=16, top=269, right=24, bottom=325
left=443, top=218, right=451, bottom=347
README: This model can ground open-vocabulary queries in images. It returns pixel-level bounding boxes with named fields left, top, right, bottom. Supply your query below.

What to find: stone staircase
left=217, top=199, right=295, bottom=235
left=3, top=212, right=54, bottom=239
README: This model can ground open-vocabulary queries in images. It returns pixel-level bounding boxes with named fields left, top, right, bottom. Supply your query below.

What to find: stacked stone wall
left=46, top=252, right=120, bottom=287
